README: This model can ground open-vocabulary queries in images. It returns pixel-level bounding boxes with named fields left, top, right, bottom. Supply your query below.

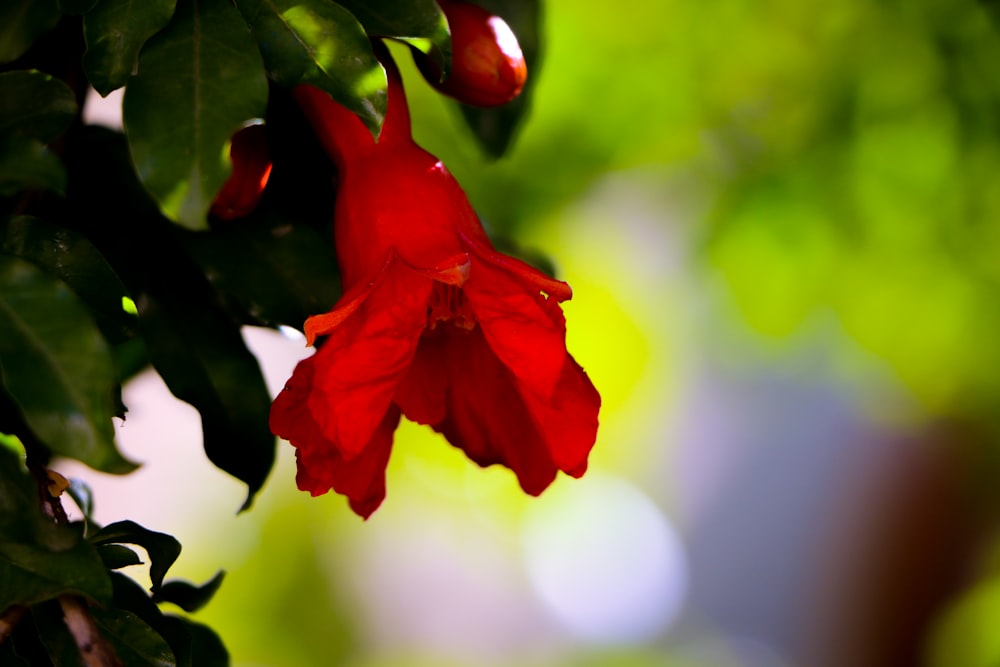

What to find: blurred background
left=63, top=0, right=1000, bottom=665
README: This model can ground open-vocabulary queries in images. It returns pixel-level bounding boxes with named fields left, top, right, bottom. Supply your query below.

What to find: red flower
left=269, top=46, right=600, bottom=518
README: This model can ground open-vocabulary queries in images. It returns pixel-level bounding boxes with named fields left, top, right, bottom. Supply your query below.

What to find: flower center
left=427, top=281, right=476, bottom=331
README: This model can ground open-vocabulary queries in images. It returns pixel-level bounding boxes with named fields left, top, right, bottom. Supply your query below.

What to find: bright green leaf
left=0, top=255, right=135, bottom=474
left=123, top=0, right=268, bottom=230
left=336, top=0, right=451, bottom=74
left=237, top=0, right=387, bottom=136
left=89, top=520, right=181, bottom=593
left=0, top=70, right=78, bottom=142
left=0, top=134, right=66, bottom=196
left=0, top=0, right=62, bottom=65
left=82, top=0, right=177, bottom=96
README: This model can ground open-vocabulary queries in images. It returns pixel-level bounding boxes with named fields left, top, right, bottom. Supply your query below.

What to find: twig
left=59, top=596, right=122, bottom=667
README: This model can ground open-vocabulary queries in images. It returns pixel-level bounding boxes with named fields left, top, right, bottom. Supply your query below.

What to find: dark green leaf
left=0, top=134, right=66, bottom=196
left=59, top=0, right=100, bottom=14
left=97, top=544, right=143, bottom=570
left=455, top=0, right=540, bottom=158
left=152, top=571, right=223, bottom=613
left=7, top=613, right=49, bottom=667
left=0, top=0, right=62, bottom=65
left=0, top=453, right=113, bottom=610
left=91, top=607, right=177, bottom=667
left=66, top=477, right=95, bottom=526
left=0, top=640, right=32, bottom=666
left=82, top=0, right=177, bottom=96
left=123, top=0, right=268, bottom=229
left=61, top=127, right=276, bottom=508
left=0, top=256, right=135, bottom=474
left=237, top=0, right=386, bottom=136
left=0, top=216, right=136, bottom=344
left=89, top=521, right=180, bottom=593
left=107, top=573, right=193, bottom=667
left=184, top=212, right=341, bottom=329
left=0, top=70, right=78, bottom=142
left=55, top=0, right=95, bottom=18
left=161, top=616, right=229, bottom=667
left=0, top=539, right=112, bottom=609
left=134, top=269, right=276, bottom=511
left=336, top=0, right=451, bottom=74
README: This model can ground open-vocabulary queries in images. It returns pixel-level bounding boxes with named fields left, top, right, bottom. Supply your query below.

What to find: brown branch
left=59, top=596, right=122, bottom=667
left=0, top=605, right=27, bottom=645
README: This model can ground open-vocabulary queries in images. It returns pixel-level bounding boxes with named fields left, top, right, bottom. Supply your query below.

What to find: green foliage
left=0, top=1, right=542, bottom=661
left=0, top=254, right=135, bottom=474
left=0, top=0, right=61, bottom=65
left=235, top=0, right=387, bottom=136
left=122, top=0, right=269, bottom=229
left=83, top=0, right=178, bottom=96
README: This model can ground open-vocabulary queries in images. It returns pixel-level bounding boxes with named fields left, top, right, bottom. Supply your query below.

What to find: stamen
left=427, top=282, right=476, bottom=331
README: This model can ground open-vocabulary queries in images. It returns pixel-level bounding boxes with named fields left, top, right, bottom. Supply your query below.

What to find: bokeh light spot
left=520, top=473, right=688, bottom=644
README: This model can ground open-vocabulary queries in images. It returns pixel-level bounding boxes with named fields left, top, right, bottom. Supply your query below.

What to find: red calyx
left=416, top=0, right=528, bottom=107
left=210, top=123, right=273, bottom=221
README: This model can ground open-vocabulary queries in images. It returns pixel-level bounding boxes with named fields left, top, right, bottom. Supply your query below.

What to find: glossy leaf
left=92, top=607, right=178, bottom=667
left=0, top=0, right=61, bottom=65
left=82, top=0, right=177, bottom=96
left=0, top=216, right=136, bottom=344
left=153, top=571, right=224, bottom=612
left=89, top=520, right=181, bottom=593
left=0, top=70, right=78, bottom=142
left=0, top=134, right=66, bottom=196
left=336, top=0, right=451, bottom=74
left=237, top=0, right=387, bottom=136
left=456, top=0, right=541, bottom=158
left=123, top=0, right=268, bottom=230
left=0, top=255, right=135, bottom=474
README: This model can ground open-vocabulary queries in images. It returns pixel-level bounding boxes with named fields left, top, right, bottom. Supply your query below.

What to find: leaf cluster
left=0, top=0, right=540, bottom=663
left=0, top=448, right=226, bottom=666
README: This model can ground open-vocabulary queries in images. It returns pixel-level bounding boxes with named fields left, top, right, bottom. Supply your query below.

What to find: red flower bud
left=416, top=0, right=528, bottom=107
left=272, top=45, right=599, bottom=519
left=210, top=123, right=272, bottom=221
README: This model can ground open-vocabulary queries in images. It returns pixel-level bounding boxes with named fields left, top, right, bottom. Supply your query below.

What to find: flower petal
left=292, top=260, right=431, bottom=459
left=464, top=254, right=569, bottom=398
left=295, top=406, right=400, bottom=519
left=394, top=330, right=449, bottom=427
left=429, top=326, right=562, bottom=495
left=520, top=355, right=601, bottom=475
left=271, top=348, right=401, bottom=519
